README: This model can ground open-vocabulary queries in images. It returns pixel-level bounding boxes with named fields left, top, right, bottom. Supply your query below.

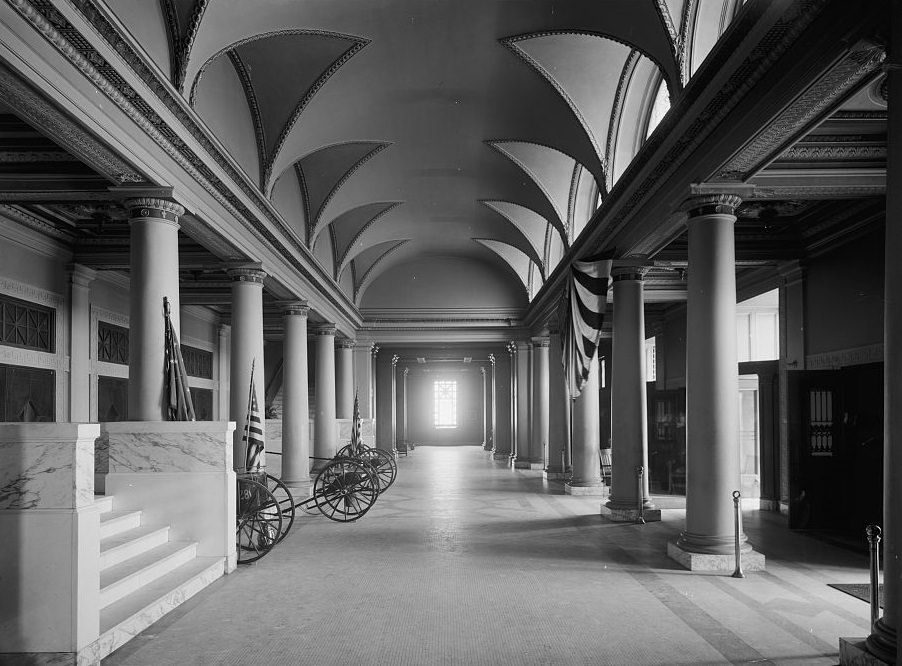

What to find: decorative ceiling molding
left=174, top=0, right=209, bottom=91
left=716, top=42, right=886, bottom=181
left=9, top=0, right=360, bottom=320
left=354, top=239, right=411, bottom=306
left=336, top=201, right=406, bottom=277
left=606, top=49, right=639, bottom=194
left=479, top=200, right=552, bottom=277
left=227, top=51, right=267, bottom=188
left=472, top=238, right=532, bottom=295
left=0, top=61, right=145, bottom=184
left=652, top=0, right=683, bottom=82
left=777, top=144, right=887, bottom=162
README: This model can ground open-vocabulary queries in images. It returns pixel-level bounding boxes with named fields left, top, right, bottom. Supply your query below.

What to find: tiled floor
left=102, top=445, right=874, bottom=665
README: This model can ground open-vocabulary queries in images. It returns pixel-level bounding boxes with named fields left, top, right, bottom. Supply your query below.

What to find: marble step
left=100, top=524, right=171, bottom=570
left=94, top=494, right=114, bottom=515
left=100, top=540, right=198, bottom=609
left=97, top=557, right=224, bottom=661
left=100, top=510, right=143, bottom=539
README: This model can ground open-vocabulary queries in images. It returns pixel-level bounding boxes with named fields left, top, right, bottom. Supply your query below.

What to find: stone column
left=566, top=354, right=603, bottom=495
left=391, top=355, right=399, bottom=454
left=852, top=9, right=902, bottom=662
left=280, top=301, right=310, bottom=490
left=546, top=328, right=570, bottom=480
left=604, top=268, right=660, bottom=521
left=513, top=341, right=532, bottom=469
left=506, top=342, right=518, bottom=463
left=354, top=342, right=376, bottom=419
left=125, top=197, right=184, bottom=421
left=667, top=192, right=764, bottom=571
left=217, top=324, right=230, bottom=420
left=68, top=264, right=95, bottom=422
left=227, top=265, right=266, bottom=471
left=401, top=367, right=410, bottom=446
left=335, top=338, right=355, bottom=418
left=481, top=366, right=489, bottom=449
left=313, top=324, right=337, bottom=466
left=529, top=337, right=550, bottom=469
left=371, top=345, right=379, bottom=418
left=490, top=353, right=497, bottom=452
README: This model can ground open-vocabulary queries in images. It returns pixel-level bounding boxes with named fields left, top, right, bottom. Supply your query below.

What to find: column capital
left=280, top=300, right=309, bottom=317
left=67, top=263, right=97, bottom=287
left=372, top=344, right=380, bottom=357
left=611, top=266, right=649, bottom=282
left=391, top=354, right=400, bottom=367
left=312, top=323, right=336, bottom=336
left=403, top=366, right=410, bottom=376
left=487, top=353, right=495, bottom=365
left=123, top=197, right=185, bottom=223
left=682, top=183, right=752, bottom=218
left=226, top=264, right=267, bottom=284
left=506, top=341, right=517, bottom=355
left=336, top=338, right=356, bottom=349
left=530, top=337, right=550, bottom=348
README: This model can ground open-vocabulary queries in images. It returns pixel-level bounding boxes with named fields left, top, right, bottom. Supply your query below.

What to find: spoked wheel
left=356, top=447, right=397, bottom=494
left=264, top=473, right=296, bottom=543
left=236, top=476, right=283, bottom=564
left=313, top=459, right=379, bottom=522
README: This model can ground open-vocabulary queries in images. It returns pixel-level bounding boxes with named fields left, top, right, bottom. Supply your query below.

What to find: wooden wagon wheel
left=236, top=476, right=283, bottom=564
left=356, top=447, right=397, bottom=494
left=264, top=473, right=296, bottom=543
left=313, top=459, right=379, bottom=522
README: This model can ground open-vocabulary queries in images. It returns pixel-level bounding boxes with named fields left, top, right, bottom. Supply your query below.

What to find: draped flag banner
left=559, top=253, right=613, bottom=399
left=350, top=390, right=363, bottom=454
left=164, top=297, right=196, bottom=421
left=243, top=359, right=265, bottom=472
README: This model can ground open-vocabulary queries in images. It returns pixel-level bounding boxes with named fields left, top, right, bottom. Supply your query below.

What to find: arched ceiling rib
left=341, top=239, right=410, bottom=304
left=473, top=239, right=535, bottom=294
left=178, top=1, right=682, bottom=303
left=481, top=200, right=559, bottom=279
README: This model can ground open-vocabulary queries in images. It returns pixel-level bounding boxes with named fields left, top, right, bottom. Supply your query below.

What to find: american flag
left=559, top=253, right=613, bottom=398
left=164, top=297, right=196, bottom=421
left=243, top=361, right=265, bottom=472
left=350, top=391, right=362, bottom=454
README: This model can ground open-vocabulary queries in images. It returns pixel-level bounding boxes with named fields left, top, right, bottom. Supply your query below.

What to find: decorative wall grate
left=98, top=321, right=129, bottom=364
left=0, top=295, right=54, bottom=352
left=808, top=389, right=834, bottom=456
left=182, top=345, right=213, bottom=379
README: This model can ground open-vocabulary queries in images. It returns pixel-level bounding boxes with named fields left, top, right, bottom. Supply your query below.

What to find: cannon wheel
left=313, top=459, right=379, bottom=522
left=236, top=476, right=283, bottom=564
left=264, top=473, right=296, bottom=543
left=357, top=447, right=397, bottom=494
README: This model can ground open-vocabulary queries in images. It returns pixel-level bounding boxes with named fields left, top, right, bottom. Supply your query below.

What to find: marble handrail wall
left=0, top=422, right=102, bottom=657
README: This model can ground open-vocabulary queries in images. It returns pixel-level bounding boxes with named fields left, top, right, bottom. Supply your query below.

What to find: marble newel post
left=841, top=5, right=901, bottom=663
left=545, top=327, right=570, bottom=480
left=603, top=268, right=660, bottom=522
left=125, top=197, right=184, bottom=421
left=68, top=264, right=96, bottom=422
left=227, top=265, right=266, bottom=471
left=566, top=354, right=603, bottom=495
left=667, top=190, right=764, bottom=571
left=313, top=325, right=338, bottom=466
left=280, top=301, right=310, bottom=491
left=529, top=337, right=550, bottom=470
left=335, top=339, right=355, bottom=419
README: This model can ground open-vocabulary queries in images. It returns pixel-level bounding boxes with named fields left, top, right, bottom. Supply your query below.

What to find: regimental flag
left=350, top=390, right=362, bottom=454
left=243, top=360, right=265, bottom=472
left=164, top=297, right=196, bottom=421
left=559, top=253, right=613, bottom=399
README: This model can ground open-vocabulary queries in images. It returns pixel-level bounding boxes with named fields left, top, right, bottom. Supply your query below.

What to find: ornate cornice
left=778, top=144, right=886, bottom=162
left=716, top=43, right=886, bottom=180
left=0, top=60, right=144, bottom=183
left=0, top=204, right=75, bottom=242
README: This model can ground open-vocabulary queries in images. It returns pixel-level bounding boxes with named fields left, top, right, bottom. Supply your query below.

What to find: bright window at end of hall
left=434, top=380, right=457, bottom=429
left=645, top=79, right=671, bottom=139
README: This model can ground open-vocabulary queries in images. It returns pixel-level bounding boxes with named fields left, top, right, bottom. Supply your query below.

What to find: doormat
left=828, top=583, right=884, bottom=608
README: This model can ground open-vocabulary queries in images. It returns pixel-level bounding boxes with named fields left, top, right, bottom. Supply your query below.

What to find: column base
left=839, top=639, right=893, bottom=665
left=565, top=483, right=605, bottom=496
left=544, top=470, right=568, bottom=480
left=666, top=541, right=765, bottom=572
left=493, top=452, right=511, bottom=461
left=513, top=459, right=543, bottom=470
left=600, top=505, right=661, bottom=522
left=281, top=480, right=313, bottom=501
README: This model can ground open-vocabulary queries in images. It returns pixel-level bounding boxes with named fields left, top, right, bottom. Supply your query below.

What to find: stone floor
left=102, top=445, right=875, bottom=665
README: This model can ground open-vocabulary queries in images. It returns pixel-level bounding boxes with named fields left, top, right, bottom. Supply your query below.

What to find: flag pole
left=243, top=358, right=256, bottom=474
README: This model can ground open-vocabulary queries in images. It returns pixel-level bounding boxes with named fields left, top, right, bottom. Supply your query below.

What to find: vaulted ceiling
left=0, top=0, right=890, bottom=341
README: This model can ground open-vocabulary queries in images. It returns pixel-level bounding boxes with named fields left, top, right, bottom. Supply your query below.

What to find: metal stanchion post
left=732, top=490, right=744, bottom=578
left=866, top=524, right=882, bottom=633
left=637, top=466, right=645, bottom=525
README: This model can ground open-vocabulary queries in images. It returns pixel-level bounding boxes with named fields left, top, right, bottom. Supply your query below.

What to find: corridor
left=103, top=447, right=873, bottom=665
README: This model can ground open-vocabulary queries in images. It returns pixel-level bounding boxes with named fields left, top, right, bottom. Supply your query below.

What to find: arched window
left=645, top=78, right=670, bottom=140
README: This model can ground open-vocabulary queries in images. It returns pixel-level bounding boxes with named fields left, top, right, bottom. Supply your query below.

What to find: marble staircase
left=95, top=494, right=224, bottom=660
